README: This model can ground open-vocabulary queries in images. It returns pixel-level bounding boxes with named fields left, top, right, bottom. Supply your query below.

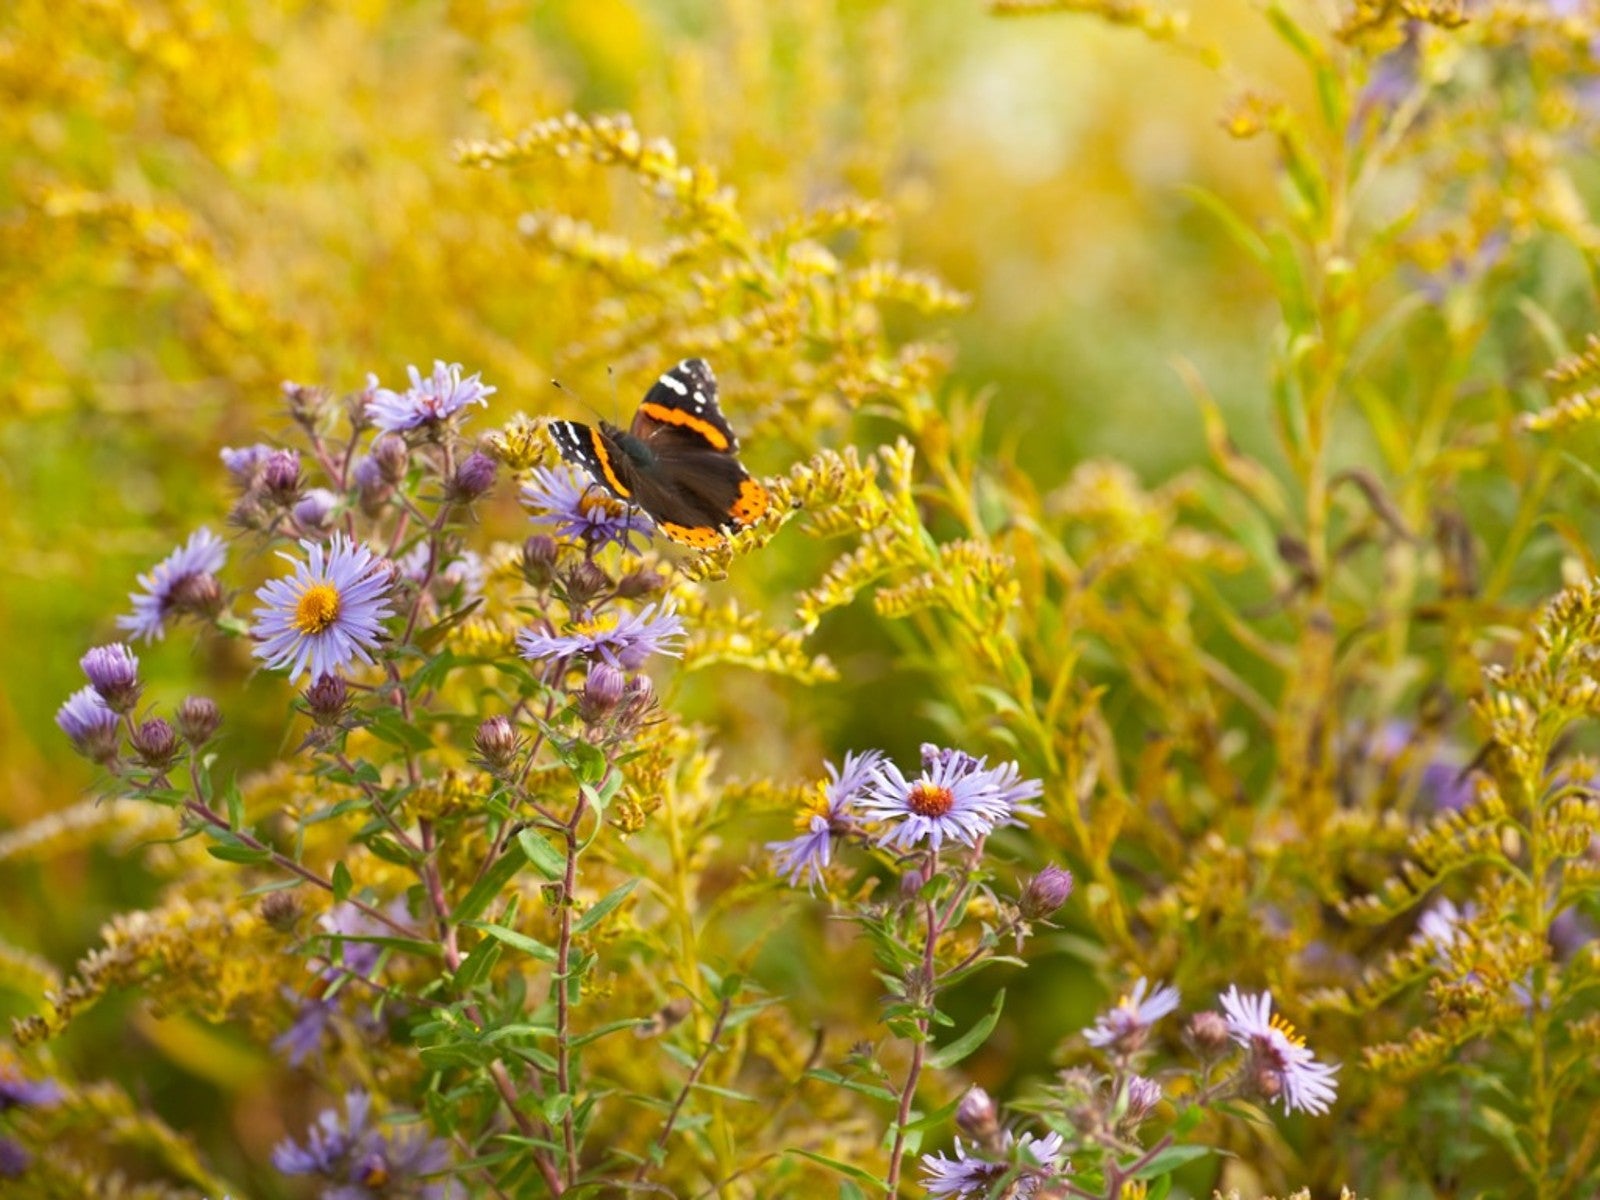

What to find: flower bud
left=261, top=449, right=303, bottom=505
left=220, top=444, right=272, bottom=489
left=1021, top=864, right=1074, bottom=919
left=259, top=889, right=304, bottom=932
left=56, top=688, right=120, bottom=764
left=448, top=451, right=497, bottom=502
left=616, top=568, right=667, bottom=600
left=578, top=662, right=627, bottom=726
left=522, top=535, right=559, bottom=588
left=130, top=717, right=180, bottom=771
left=282, top=380, right=330, bottom=427
left=80, top=643, right=142, bottom=713
left=561, top=561, right=611, bottom=607
left=176, top=696, right=223, bottom=747
left=1186, top=1010, right=1230, bottom=1059
left=293, top=487, right=340, bottom=531
left=304, top=674, right=350, bottom=725
left=617, top=674, right=656, bottom=731
left=955, top=1086, right=1003, bottom=1152
left=1124, top=1074, right=1163, bottom=1124
left=168, top=569, right=224, bottom=619
left=474, top=715, right=520, bottom=772
left=371, top=433, right=409, bottom=483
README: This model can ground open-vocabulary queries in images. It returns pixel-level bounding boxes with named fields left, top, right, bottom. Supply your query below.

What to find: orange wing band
left=638, top=402, right=731, bottom=451
left=588, top=429, right=632, bottom=498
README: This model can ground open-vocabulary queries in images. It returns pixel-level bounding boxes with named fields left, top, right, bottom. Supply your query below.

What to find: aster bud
left=1021, top=864, right=1074, bottom=919
left=1250, top=1061, right=1284, bottom=1105
left=130, top=717, right=180, bottom=771
left=176, top=696, right=223, bottom=747
left=261, top=449, right=303, bottom=505
left=304, top=674, right=349, bottom=725
left=448, top=451, right=497, bottom=502
left=561, top=561, right=611, bottom=607
left=616, top=568, right=667, bottom=600
left=259, top=889, right=304, bottom=932
left=167, top=569, right=224, bottom=619
left=1124, top=1074, right=1163, bottom=1124
left=522, top=535, right=559, bottom=588
left=474, top=715, right=520, bottom=772
left=617, top=674, right=656, bottom=732
left=1186, top=1010, right=1230, bottom=1059
left=293, top=487, right=340, bottom=531
left=955, top=1086, right=1003, bottom=1152
left=578, top=662, right=627, bottom=726
left=80, top=643, right=142, bottom=713
left=371, top=433, right=409, bottom=483
left=282, top=380, right=330, bottom=427
left=229, top=491, right=269, bottom=531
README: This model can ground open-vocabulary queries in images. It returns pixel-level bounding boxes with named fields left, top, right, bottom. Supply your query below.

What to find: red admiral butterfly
left=548, top=358, right=771, bottom=548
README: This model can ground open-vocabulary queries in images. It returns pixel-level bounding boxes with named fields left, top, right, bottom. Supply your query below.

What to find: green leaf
left=452, top=843, right=529, bottom=924
left=569, top=1018, right=644, bottom=1048
left=517, top=830, right=568, bottom=881
left=366, top=713, right=434, bottom=753
left=803, top=1068, right=898, bottom=1105
left=206, top=842, right=271, bottom=865
left=787, top=1149, right=888, bottom=1190
left=926, top=989, right=1005, bottom=1070
left=574, top=879, right=637, bottom=936
left=364, top=834, right=416, bottom=866
left=562, top=739, right=608, bottom=785
left=331, top=861, right=353, bottom=901
left=1131, top=1144, right=1213, bottom=1178
left=452, top=937, right=502, bottom=993
left=467, top=920, right=558, bottom=963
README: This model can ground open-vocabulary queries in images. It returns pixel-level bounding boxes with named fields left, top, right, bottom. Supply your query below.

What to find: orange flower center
left=907, top=780, right=954, bottom=818
left=294, top=583, right=342, bottom=635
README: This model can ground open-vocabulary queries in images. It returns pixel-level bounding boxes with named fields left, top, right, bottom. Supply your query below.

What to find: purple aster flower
left=56, top=686, right=120, bottom=763
left=252, top=535, right=395, bottom=682
left=0, top=1072, right=61, bottom=1111
left=766, top=750, right=883, bottom=889
left=918, top=743, right=1044, bottom=822
left=80, top=643, right=141, bottom=712
left=522, top=464, right=655, bottom=551
left=857, top=752, right=1018, bottom=852
left=274, top=1090, right=458, bottom=1198
left=516, top=603, right=685, bottom=671
left=920, top=1131, right=1069, bottom=1198
left=117, top=527, right=228, bottom=643
left=1084, top=978, right=1181, bottom=1052
left=275, top=902, right=404, bottom=1065
left=1219, top=986, right=1340, bottom=1116
left=221, top=443, right=276, bottom=486
left=365, top=361, right=495, bottom=434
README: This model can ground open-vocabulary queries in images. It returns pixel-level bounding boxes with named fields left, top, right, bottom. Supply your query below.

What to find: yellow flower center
left=579, top=491, right=623, bottom=519
left=1269, top=1012, right=1305, bottom=1047
left=907, top=780, right=954, bottom=818
left=569, top=615, right=617, bottom=638
left=794, top=784, right=832, bottom=831
left=294, top=583, right=342, bottom=635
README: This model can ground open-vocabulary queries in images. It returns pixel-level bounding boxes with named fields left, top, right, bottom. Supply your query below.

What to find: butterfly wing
left=548, top=419, right=638, bottom=503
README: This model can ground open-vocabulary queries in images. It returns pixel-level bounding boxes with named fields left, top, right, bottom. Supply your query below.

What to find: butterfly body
left=549, top=359, right=770, bottom=548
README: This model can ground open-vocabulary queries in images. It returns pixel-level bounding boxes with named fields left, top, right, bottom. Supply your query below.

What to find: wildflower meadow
left=7, top=2, right=1600, bottom=1197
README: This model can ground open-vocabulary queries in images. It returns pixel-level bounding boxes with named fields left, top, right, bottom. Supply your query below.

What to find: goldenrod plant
left=6, top=0, right=1600, bottom=1197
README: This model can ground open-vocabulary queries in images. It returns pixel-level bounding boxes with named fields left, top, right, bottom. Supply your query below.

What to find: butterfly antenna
left=551, top=377, right=608, bottom=425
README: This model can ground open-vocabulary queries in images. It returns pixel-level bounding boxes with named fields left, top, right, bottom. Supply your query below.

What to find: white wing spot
left=659, top=373, right=688, bottom=395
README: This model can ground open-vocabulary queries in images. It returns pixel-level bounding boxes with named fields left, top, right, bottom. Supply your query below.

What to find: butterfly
left=548, top=358, right=771, bottom=548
